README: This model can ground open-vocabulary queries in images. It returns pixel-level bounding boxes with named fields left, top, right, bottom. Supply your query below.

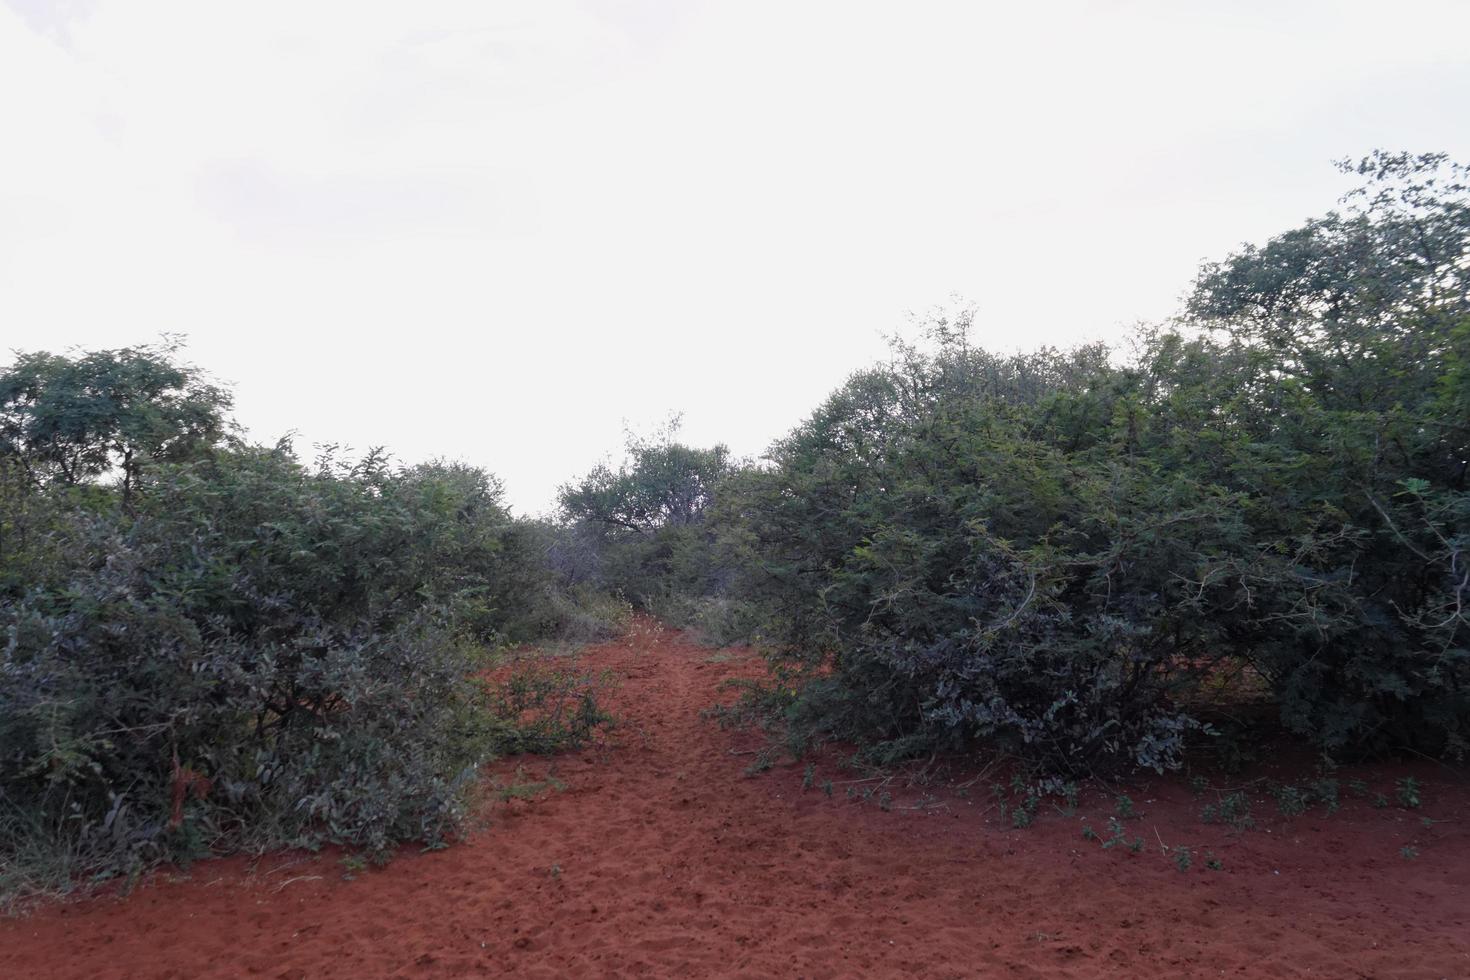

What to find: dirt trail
left=3, top=620, right=1468, bottom=978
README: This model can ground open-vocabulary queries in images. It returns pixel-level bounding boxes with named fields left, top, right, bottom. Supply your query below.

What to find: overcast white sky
left=3, top=1, right=1469, bottom=513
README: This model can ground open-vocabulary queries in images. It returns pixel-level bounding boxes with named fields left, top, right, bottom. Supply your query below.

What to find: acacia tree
left=559, top=420, right=732, bottom=534
left=557, top=419, right=735, bottom=606
left=0, top=339, right=233, bottom=503
left=1176, top=151, right=1470, bottom=751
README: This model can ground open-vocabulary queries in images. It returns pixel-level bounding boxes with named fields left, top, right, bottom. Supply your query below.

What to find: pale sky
left=4, top=1, right=1469, bottom=514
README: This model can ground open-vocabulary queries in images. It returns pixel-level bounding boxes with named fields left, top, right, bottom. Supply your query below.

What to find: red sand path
left=3, top=620, right=1469, bottom=978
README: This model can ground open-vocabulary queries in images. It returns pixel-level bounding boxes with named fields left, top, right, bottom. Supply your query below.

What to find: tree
left=558, top=419, right=732, bottom=534
left=0, top=339, right=233, bottom=503
left=1179, top=151, right=1470, bottom=753
left=556, top=419, right=736, bottom=609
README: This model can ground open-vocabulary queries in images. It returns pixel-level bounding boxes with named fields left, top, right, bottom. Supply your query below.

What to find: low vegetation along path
left=4, top=620, right=1469, bottom=979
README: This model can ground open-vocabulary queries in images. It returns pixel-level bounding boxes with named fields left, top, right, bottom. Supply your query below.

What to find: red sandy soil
left=3, top=619, right=1469, bottom=979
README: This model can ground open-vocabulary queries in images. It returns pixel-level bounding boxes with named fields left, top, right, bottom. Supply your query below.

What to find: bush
left=720, top=331, right=1216, bottom=773
left=492, top=519, right=633, bottom=646
left=0, top=442, right=600, bottom=901
left=716, top=154, right=1470, bottom=771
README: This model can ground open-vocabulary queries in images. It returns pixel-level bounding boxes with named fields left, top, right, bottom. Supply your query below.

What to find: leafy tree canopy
left=558, top=416, right=733, bottom=534
left=0, top=337, right=233, bottom=500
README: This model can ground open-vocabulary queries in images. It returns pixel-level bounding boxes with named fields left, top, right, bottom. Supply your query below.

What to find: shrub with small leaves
left=0, top=444, right=600, bottom=902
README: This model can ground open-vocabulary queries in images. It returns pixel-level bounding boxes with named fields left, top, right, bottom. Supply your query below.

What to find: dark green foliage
left=482, top=661, right=613, bottom=755
left=1270, top=784, right=1312, bottom=817
left=0, top=339, right=232, bottom=503
left=1010, top=791, right=1039, bottom=828
left=1, top=430, right=612, bottom=902
left=710, top=152, right=1469, bottom=772
left=1396, top=776, right=1422, bottom=809
left=717, top=321, right=1218, bottom=772
left=1201, top=792, right=1255, bottom=831
left=1099, top=817, right=1141, bottom=852
left=559, top=418, right=731, bottom=535
left=557, top=419, right=745, bottom=637
left=1310, top=779, right=1341, bottom=815
left=482, top=518, right=632, bottom=646
left=1176, top=152, right=1470, bottom=756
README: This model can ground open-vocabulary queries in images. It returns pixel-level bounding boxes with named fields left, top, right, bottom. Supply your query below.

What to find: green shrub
left=1201, top=792, right=1255, bottom=831
left=708, top=152, right=1470, bottom=771
left=0, top=442, right=601, bottom=902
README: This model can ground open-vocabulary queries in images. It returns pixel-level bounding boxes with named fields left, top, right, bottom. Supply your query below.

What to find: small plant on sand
left=340, top=854, right=368, bottom=879
left=1082, top=825, right=1099, bottom=842
left=990, top=776, right=1058, bottom=829
left=1034, top=776, right=1080, bottom=814
left=1201, top=791, right=1255, bottom=832
left=488, top=662, right=616, bottom=755
left=1270, top=784, right=1310, bottom=817
left=1173, top=847, right=1193, bottom=872
left=1100, top=817, right=1142, bottom=853
left=990, top=783, right=1009, bottom=823
left=1006, top=786, right=1042, bottom=828
left=822, top=779, right=834, bottom=798
left=1396, top=777, right=1422, bottom=809
left=1205, top=853, right=1223, bottom=871
left=1400, top=846, right=1420, bottom=860
left=802, top=763, right=815, bottom=791
left=492, top=767, right=568, bottom=802
left=1309, top=779, right=1340, bottom=815
left=1114, top=795, right=1136, bottom=819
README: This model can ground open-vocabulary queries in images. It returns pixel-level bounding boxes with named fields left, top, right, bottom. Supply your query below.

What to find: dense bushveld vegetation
left=562, top=151, right=1469, bottom=774
left=0, top=343, right=623, bottom=901
left=3, top=151, right=1466, bottom=900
